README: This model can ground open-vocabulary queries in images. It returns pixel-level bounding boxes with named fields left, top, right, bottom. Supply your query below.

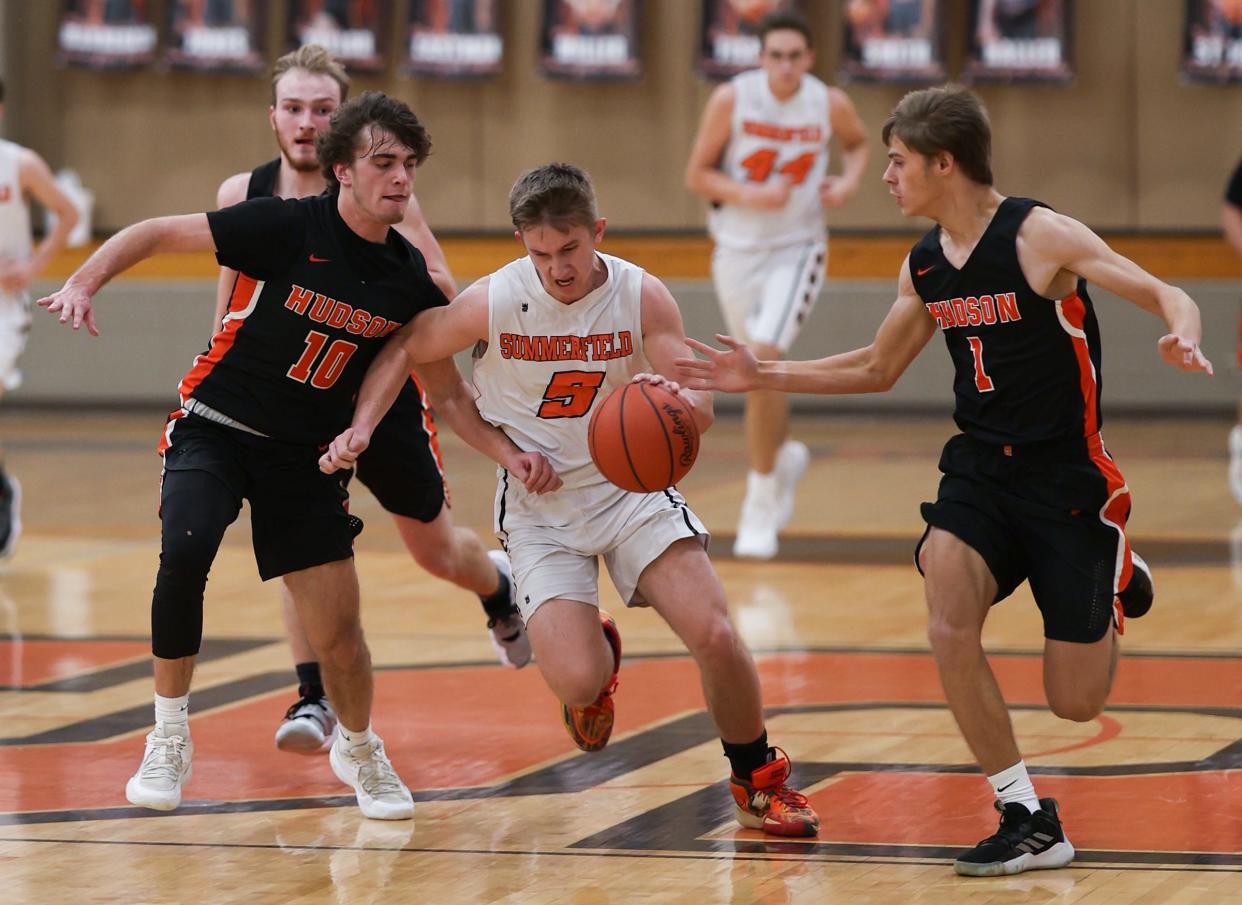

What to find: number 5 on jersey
left=538, top=370, right=605, bottom=418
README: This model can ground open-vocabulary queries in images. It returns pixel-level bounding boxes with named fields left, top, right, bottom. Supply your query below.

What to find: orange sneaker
left=561, top=611, right=621, bottom=752
left=729, top=747, right=819, bottom=837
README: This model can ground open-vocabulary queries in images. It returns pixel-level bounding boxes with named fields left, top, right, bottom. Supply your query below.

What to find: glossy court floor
left=2, top=410, right=1241, bottom=904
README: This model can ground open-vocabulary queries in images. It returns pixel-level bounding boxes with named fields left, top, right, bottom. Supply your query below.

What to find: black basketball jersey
left=188, top=193, right=448, bottom=445
left=245, top=158, right=281, bottom=201
left=909, top=197, right=1104, bottom=446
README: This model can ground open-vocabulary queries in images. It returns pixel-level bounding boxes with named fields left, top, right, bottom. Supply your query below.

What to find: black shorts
left=161, top=413, right=354, bottom=581
left=915, top=432, right=1135, bottom=644
left=352, top=378, right=448, bottom=522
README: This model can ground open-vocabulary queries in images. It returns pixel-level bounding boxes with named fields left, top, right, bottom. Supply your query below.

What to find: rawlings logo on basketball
left=661, top=402, right=697, bottom=467
left=588, top=382, right=701, bottom=493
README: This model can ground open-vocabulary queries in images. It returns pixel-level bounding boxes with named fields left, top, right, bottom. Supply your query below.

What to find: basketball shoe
left=1117, top=551, right=1154, bottom=619
left=1230, top=426, right=1242, bottom=504
left=733, top=440, right=809, bottom=560
left=954, top=798, right=1075, bottom=877
left=275, top=692, right=338, bottom=754
left=484, top=549, right=531, bottom=668
left=329, top=731, right=414, bottom=820
left=729, top=747, right=819, bottom=837
left=125, top=726, right=193, bottom=811
left=561, top=611, right=621, bottom=752
left=0, top=471, right=21, bottom=559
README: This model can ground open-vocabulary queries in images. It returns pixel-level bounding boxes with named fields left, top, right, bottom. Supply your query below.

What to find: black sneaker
left=1118, top=551, right=1153, bottom=619
left=954, top=798, right=1075, bottom=877
left=0, top=472, right=21, bottom=559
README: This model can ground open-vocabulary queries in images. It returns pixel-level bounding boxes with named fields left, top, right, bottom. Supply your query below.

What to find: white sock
left=337, top=722, right=375, bottom=750
left=154, top=693, right=189, bottom=737
left=746, top=469, right=779, bottom=495
left=988, top=760, right=1041, bottom=815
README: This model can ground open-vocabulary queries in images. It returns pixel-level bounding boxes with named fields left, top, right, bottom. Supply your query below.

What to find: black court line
left=1, top=835, right=1238, bottom=873
left=712, top=533, right=1238, bottom=566
left=6, top=703, right=1242, bottom=821
left=0, top=639, right=275, bottom=693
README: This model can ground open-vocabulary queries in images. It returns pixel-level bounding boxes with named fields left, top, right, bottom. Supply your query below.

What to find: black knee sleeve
left=151, top=469, right=240, bottom=659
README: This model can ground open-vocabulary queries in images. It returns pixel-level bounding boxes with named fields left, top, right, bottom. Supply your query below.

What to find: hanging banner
left=58, top=0, right=159, bottom=69
left=287, top=0, right=389, bottom=73
left=406, top=0, right=503, bottom=77
left=165, top=0, right=266, bottom=72
left=1182, top=0, right=1242, bottom=82
left=697, top=0, right=800, bottom=79
left=964, top=0, right=1073, bottom=82
left=539, top=0, right=642, bottom=80
left=840, top=0, right=945, bottom=82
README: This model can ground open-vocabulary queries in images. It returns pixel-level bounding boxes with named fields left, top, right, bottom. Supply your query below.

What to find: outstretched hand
left=1157, top=334, right=1213, bottom=376
left=319, top=428, right=370, bottom=474
left=674, top=334, right=760, bottom=393
left=37, top=284, right=99, bottom=337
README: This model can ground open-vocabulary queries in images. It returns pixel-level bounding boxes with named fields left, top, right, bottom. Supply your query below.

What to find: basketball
left=588, top=381, right=700, bottom=493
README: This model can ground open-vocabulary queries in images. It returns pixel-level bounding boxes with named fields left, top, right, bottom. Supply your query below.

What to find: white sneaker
left=125, top=727, right=193, bottom=811
left=485, top=549, right=531, bottom=668
left=773, top=440, right=810, bottom=530
left=734, top=470, right=781, bottom=559
left=275, top=694, right=338, bottom=754
left=1229, top=426, right=1242, bottom=504
left=330, top=733, right=414, bottom=820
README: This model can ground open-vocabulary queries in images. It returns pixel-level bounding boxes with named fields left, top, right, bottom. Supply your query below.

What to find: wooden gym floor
left=1, top=409, right=1241, bottom=904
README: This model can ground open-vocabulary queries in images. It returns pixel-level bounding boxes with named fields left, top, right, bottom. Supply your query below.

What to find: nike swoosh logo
left=916, top=266, right=935, bottom=276
left=997, top=779, right=1018, bottom=792
left=309, top=254, right=331, bottom=263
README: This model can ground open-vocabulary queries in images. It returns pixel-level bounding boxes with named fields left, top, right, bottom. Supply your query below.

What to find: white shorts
left=0, top=294, right=31, bottom=392
left=495, top=476, right=708, bottom=622
left=711, top=239, right=827, bottom=353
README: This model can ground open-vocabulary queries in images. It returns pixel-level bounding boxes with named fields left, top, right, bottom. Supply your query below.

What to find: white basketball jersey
left=707, top=69, right=831, bottom=252
left=0, top=141, right=31, bottom=264
left=473, top=253, right=651, bottom=492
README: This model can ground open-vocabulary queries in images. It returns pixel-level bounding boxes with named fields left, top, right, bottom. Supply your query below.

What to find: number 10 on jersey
left=288, top=330, right=358, bottom=390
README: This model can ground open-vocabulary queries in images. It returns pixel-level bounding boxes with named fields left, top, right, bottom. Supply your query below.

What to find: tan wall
left=6, top=0, right=1241, bottom=233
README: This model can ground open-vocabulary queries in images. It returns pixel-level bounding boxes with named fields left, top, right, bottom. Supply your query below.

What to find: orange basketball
left=588, top=381, right=700, bottom=493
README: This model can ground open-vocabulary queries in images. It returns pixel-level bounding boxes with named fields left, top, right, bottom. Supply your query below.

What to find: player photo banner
left=839, top=0, right=946, bottom=83
left=1182, top=0, right=1242, bottom=82
left=165, top=0, right=265, bottom=72
left=406, top=0, right=503, bottom=78
left=287, top=0, right=389, bottom=73
left=697, top=0, right=801, bottom=79
left=964, top=0, right=1073, bottom=83
left=539, top=0, right=642, bottom=80
left=58, top=0, right=159, bottom=69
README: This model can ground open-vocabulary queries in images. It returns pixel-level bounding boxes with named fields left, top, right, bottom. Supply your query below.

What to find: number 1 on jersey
left=967, top=335, right=995, bottom=393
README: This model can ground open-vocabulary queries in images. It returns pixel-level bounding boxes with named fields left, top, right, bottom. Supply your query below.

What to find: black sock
left=480, top=567, right=513, bottom=620
left=723, top=730, right=770, bottom=780
left=295, top=661, right=325, bottom=700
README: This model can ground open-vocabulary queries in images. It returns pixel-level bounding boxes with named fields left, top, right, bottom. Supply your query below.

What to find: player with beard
left=216, top=46, right=530, bottom=757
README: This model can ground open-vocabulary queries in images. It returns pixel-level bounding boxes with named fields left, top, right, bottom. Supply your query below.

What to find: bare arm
left=684, top=84, right=790, bottom=211
left=212, top=173, right=249, bottom=335
left=1223, top=201, right=1242, bottom=259
left=339, top=277, right=491, bottom=444
left=677, top=257, right=937, bottom=395
left=412, top=357, right=559, bottom=492
left=1018, top=208, right=1213, bottom=374
left=0, top=149, right=80, bottom=294
left=638, top=273, right=714, bottom=433
left=36, top=213, right=216, bottom=336
left=395, top=193, right=459, bottom=299
left=820, top=88, right=869, bottom=209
